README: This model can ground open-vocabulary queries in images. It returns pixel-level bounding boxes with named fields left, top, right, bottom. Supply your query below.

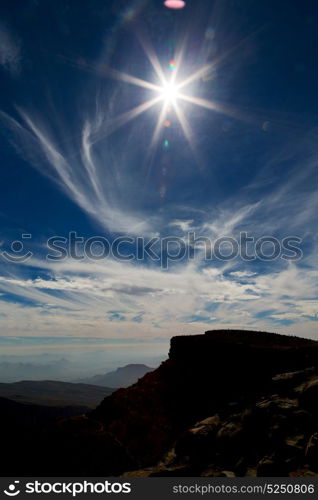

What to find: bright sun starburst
left=90, top=34, right=249, bottom=161
left=160, top=81, right=179, bottom=104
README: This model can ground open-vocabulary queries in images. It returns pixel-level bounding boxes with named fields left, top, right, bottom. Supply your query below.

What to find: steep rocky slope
left=6, top=329, right=318, bottom=476
left=92, top=330, right=318, bottom=469
left=123, top=366, right=318, bottom=476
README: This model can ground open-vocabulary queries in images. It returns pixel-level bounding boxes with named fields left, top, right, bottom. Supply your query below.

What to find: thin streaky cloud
left=0, top=109, right=153, bottom=235
left=0, top=24, right=21, bottom=75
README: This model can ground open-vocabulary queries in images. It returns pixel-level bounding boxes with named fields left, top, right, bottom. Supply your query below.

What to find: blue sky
left=0, top=0, right=318, bottom=351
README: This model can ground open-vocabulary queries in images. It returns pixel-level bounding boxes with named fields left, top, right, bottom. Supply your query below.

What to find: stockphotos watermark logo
left=3, top=480, right=131, bottom=497
left=1, top=231, right=303, bottom=269
left=3, top=481, right=20, bottom=497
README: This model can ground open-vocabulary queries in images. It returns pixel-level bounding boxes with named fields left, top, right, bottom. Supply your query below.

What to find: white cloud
left=169, top=219, right=194, bottom=232
left=230, top=271, right=257, bottom=279
left=0, top=107, right=154, bottom=236
left=0, top=251, right=317, bottom=339
left=1, top=57, right=318, bottom=342
left=0, top=24, right=21, bottom=75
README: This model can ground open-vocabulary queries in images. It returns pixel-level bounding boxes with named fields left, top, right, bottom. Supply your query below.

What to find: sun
left=160, top=82, right=179, bottom=104
left=99, top=41, right=224, bottom=157
left=79, top=32, right=255, bottom=159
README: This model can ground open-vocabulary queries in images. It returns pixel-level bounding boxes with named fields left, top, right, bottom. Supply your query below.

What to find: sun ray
left=178, top=92, right=218, bottom=111
left=173, top=101, right=203, bottom=169
left=60, top=55, right=162, bottom=93
left=150, top=102, right=169, bottom=151
left=173, top=102, right=193, bottom=149
left=66, top=35, right=262, bottom=157
left=177, top=64, right=214, bottom=90
left=93, top=96, right=162, bottom=144
left=136, top=32, right=167, bottom=86
left=170, top=43, right=185, bottom=85
left=144, top=102, right=169, bottom=180
left=61, top=47, right=261, bottom=159
left=106, top=67, right=161, bottom=92
left=178, top=92, right=259, bottom=126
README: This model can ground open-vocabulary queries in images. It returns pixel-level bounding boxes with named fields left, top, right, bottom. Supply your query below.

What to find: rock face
left=6, top=330, right=318, bottom=476
left=40, top=414, right=136, bottom=476
left=0, top=397, right=93, bottom=476
left=92, top=330, right=318, bottom=471
left=122, top=367, right=318, bottom=477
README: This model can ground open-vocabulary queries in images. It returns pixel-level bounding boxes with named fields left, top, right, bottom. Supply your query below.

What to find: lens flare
left=164, top=0, right=186, bottom=9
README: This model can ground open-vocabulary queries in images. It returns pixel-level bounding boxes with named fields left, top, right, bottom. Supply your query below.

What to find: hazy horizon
left=0, top=336, right=168, bottom=382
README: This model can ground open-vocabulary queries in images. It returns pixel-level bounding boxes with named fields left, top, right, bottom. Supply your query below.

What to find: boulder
left=305, top=433, right=318, bottom=471
left=122, top=465, right=198, bottom=477
left=174, top=415, right=221, bottom=465
left=297, top=379, right=318, bottom=414
left=201, top=467, right=236, bottom=477
left=257, top=455, right=288, bottom=477
left=256, top=396, right=299, bottom=412
left=272, top=368, right=315, bottom=394
left=216, top=420, right=245, bottom=466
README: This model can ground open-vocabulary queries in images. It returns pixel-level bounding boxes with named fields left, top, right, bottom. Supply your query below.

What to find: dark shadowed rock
left=216, top=420, right=245, bottom=466
left=257, top=455, right=289, bottom=477
left=42, top=414, right=137, bottom=476
left=93, top=330, right=318, bottom=470
left=122, top=464, right=197, bottom=477
left=296, top=379, right=318, bottom=415
left=305, top=433, right=318, bottom=471
left=272, top=368, right=315, bottom=393
left=5, top=329, right=318, bottom=477
left=201, top=468, right=236, bottom=477
left=174, top=415, right=220, bottom=465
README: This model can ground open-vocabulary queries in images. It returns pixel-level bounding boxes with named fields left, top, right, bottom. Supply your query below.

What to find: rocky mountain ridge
left=92, top=330, right=318, bottom=468
left=5, top=329, right=318, bottom=476
left=0, top=379, right=113, bottom=408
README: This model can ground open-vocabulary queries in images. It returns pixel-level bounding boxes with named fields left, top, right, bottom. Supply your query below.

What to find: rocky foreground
left=123, top=366, right=318, bottom=477
left=5, top=330, right=318, bottom=476
left=103, top=330, right=318, bottom=477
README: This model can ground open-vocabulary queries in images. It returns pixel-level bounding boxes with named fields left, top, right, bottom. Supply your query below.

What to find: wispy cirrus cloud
left=1, top=12, right=318, bottom=346
left=0, top=106, right=154, bottom=236
left=0, top=24, right=21, bottom=75
left=1, top=106, right=318, bottom=339
left=0, top=121, right=317, bottom=338
left=0, top=244, right=317, bottom=339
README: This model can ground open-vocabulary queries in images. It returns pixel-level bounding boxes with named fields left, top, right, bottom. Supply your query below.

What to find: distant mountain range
left=79, top=364, right=154, bottom=388
left=0, top=363, right=154, bottom=408
left=0, top=380, right=113, bottom=408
